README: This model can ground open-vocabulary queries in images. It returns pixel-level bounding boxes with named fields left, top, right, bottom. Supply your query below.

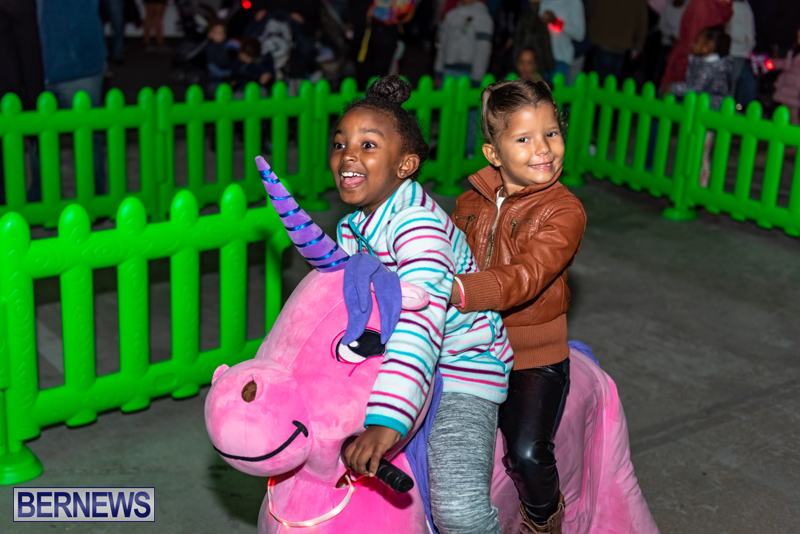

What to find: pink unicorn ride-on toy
left=204, top=158, right=659, bottom=534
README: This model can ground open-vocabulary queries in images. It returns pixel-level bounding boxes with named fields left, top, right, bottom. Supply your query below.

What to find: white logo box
left=13, top=487, right=155, bottom=522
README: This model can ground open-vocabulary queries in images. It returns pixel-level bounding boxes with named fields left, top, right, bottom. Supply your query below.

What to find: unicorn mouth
left=214, top=421, right=309, bottom=462
left=339, top=171, right=366, bottom=189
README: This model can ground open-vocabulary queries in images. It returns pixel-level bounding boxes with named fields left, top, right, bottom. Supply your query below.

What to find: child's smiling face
left=331, top=108, right=418, bottom=215
left=483, top=104, right=564, bottom=195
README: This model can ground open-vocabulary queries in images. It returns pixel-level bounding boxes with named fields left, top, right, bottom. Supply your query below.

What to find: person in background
left=656, top=0, right=687, bottom=87
left=350, top=0, right=418, bottom=89
left=772, top=28, right=800, bottom=125
left=434, top=0, right=494, bottom=87
left=538, top=0, right=585, bottom=82
left=670, top=25, right=733, bottom=186
left=587, top=0, right=648, bottom=83
left=205, top=19, right=236, bottom=97
left=569, top=0, right=591, bottom=85
left=434, top=0, right=493, bottom=157
left=660, top=0, right=732, bottom=91
left=517, top=46, right=545, bottom=83
left=0, top=0, right=45, bottom=205
left=37, top=0, right=108, bottom=196
left=727, top=0, right=757, bottom=108
left=102, top=0, right=126, bottom=64
left=231, top=37, right=275, bottom=95
left=142, top=0, right=167, bottom=51
left=512, top=1, right=556, bottom=80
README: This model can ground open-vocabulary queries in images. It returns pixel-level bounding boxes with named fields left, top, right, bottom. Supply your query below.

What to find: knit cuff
left=456, top=271, right=503, bottom=312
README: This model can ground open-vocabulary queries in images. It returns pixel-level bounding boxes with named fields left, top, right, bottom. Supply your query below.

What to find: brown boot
left=518, top=493, right=565, bottom=534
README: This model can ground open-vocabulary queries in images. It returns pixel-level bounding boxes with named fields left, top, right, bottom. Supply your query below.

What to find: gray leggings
left=427, top=393, right=501, bottom=534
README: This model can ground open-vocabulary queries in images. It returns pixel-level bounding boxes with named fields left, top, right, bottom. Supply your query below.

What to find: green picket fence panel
left=157, top=81, right=318, bottom=219
left=0, top=88, right=160, bottom=228
left=3, top=74, right=800, bottom=232
left=575, top=72, right=699, bottom=219
left=679, top=96, right=800, bottom=236
left=0, top=183, right=291, bottom=484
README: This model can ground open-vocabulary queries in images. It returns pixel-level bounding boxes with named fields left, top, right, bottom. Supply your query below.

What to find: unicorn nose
left=242, top=380, right=257, bottom=402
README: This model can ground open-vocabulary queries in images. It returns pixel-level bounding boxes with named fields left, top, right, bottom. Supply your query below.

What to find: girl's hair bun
left=365, top=75, right=412, bottom=106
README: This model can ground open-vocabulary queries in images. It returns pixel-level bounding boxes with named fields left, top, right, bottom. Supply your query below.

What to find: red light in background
left=242, top=0, right=251, bottom=8
left=766, top=59, right=774, bottom=70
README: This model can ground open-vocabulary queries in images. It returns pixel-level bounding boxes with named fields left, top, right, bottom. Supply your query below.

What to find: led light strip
left=267, top=475, right=355, bottom=528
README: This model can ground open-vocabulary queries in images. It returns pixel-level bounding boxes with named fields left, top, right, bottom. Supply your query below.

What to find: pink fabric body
left=205, top=269, right=658, bottom=533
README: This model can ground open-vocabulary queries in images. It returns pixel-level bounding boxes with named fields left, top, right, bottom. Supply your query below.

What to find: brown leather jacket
left=452, top=166, right=586, bottom=369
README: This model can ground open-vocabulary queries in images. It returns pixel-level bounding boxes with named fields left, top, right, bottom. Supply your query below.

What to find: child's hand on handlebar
left=343, top=425, right=401, bottom=477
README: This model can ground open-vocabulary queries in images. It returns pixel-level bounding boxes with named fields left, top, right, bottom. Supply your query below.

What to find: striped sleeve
left=336, top=215, right=359, bottom=256
left=364, top=207, right=455, bottom=437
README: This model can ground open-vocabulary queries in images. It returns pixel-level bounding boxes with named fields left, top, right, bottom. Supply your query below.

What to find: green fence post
left=632, top=82, right=655, bottom=177
left=663, top=92, right=699, bottom=221
left=298, top=80, right=328, bottom=210
left=215, top=84, right=235, bottom=196
left=106, top=89, right=128, bottom=214
left=156, top=87, right=175, bottom=222
left=138, top=87, right=159, bottom=220
left=270, top=82, right=290, bottom=181
left=435, top=77, right=468, bottom=196
left=0, top=94, right=26, bottom=215
left=37, top=92, right=63, bottom=227
left=72, top=91, right=97, bottom=222
left=219, top=185, right=247, bottom=357
left=312, top=79, right=331, bottom=199
left=731, top=101, right=761, bottom=221
left=59, top=204, right=99, bottom=427
left=758, top=105, right=788, bottom=230
left=117, top=197, right=152, bottom=413
left=0, top=212, right=43, bottom=484
left=185, top=85, right=206, bottom=199
left=170, top=190, right=201, bottom=399
left=560, top=73, right=587, bottom=187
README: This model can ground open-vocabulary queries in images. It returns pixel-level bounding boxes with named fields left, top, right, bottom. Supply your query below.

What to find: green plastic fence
left=4, top=73, right=799, bottom=235
left=2, top=72, right=800, bottom=484
left=0, top=183, right=291, bottom=484
left=566, top=72, right=800, bottom=235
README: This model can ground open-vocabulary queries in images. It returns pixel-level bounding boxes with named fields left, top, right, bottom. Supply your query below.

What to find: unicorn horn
left=256, top=156, right=349, bottom=272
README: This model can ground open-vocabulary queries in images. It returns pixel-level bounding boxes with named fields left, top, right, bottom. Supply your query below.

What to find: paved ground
left=2, top=175, right=800, bottom=533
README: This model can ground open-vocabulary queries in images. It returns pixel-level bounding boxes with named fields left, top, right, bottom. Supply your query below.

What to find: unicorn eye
left=335, top=330, right=385, bottom=364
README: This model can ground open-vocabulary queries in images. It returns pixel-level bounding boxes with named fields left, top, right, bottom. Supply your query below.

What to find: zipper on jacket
left=510, top=218, right=532, bottom=238
left=455, top=214, right=475, bottom=232
left=484, top=205, right=503, bottom=270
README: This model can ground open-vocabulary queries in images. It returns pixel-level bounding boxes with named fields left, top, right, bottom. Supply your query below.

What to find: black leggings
left=498, top=358, right=570, bottom=523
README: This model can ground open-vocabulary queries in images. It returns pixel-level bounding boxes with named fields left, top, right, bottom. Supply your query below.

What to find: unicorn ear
left=212, top=364, right=230, bottom=384
left=400, top=282, right=429, bottom=310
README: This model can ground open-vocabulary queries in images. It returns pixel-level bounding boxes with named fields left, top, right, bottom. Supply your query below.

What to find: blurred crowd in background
left=1, top=0, right=800, bottom=122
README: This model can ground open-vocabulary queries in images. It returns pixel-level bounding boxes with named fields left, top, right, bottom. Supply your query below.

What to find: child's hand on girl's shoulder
left=343, top=425, right=401, bottom=477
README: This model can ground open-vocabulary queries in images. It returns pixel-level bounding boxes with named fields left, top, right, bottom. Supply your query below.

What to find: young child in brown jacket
left=450, top=79, right=586, bottom=534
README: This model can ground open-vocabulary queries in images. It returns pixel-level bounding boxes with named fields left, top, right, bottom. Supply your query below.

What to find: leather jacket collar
left=468, top=165, right=562, bottom=201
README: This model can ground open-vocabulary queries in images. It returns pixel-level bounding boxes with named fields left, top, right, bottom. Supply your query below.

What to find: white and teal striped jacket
left=337, top=180, right=513, bottom=437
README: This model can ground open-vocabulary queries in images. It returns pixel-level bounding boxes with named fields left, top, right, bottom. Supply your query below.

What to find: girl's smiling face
left=331, top=108, right=419, bottom=215
left=482, top=104, right=564, bottom=196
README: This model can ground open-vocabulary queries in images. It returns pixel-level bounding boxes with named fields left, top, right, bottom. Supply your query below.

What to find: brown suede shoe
left=518, top=493, right=565, bottom=534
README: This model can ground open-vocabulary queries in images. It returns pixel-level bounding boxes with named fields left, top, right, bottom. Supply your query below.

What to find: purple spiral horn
left=256, top=156, right=349, bottom=272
